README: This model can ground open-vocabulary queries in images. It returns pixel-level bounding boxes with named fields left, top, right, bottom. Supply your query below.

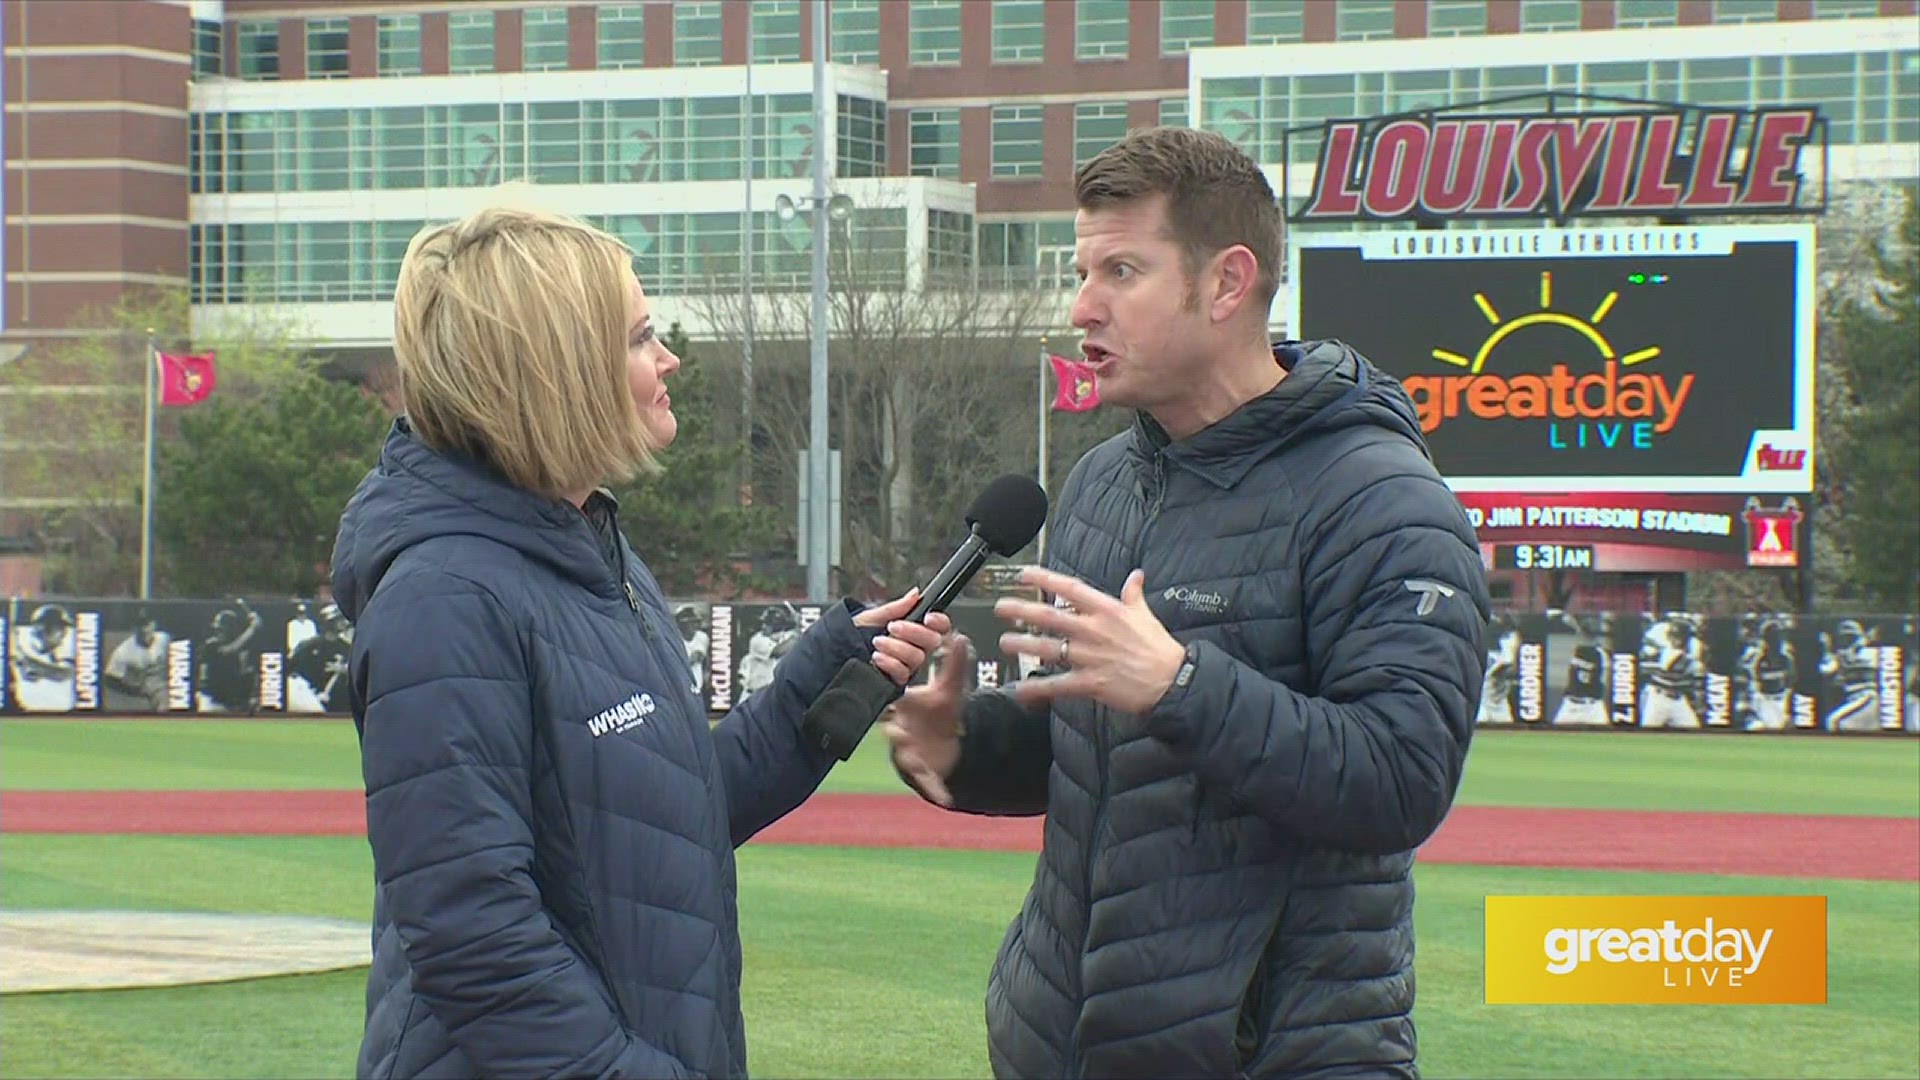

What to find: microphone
left=800, top=474, right=1049, bottom=761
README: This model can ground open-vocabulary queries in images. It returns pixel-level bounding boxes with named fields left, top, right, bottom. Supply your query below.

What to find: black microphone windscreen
left=965, top=474, right=1050, bottom=557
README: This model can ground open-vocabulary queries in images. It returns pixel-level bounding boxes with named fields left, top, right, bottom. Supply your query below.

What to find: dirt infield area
left=4, top=790, right=1915, bottom=882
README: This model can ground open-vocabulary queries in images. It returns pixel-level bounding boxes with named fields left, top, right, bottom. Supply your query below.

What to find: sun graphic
left=1432, top=271, right=1661, bottom=375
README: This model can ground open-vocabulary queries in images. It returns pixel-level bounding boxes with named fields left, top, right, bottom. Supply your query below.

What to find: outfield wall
left=3, top=596, right=1914, bottom=735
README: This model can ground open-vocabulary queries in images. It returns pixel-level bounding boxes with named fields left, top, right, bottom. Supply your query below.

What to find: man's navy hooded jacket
left=332, top=419, right=880, bottom=1079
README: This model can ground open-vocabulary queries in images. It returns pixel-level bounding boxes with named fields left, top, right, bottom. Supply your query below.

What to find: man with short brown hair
left=885, top=126, right=1490, bottom=1078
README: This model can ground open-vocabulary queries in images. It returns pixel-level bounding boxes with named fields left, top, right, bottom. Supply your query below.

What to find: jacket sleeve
left=356, top=574, right=696, bottom=1080
left=711, top=599, right=881, bottom=846
left=1140, top=468, right=1489, bottom=856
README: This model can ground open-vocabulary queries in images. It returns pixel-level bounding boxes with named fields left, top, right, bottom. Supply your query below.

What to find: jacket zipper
left=1072, top=453, right=1166, bottom=1079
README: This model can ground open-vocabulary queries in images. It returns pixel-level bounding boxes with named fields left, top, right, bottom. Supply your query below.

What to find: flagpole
left=139, top=328, right=156, bottom=600
left=1036, top=336, right=1049, bottom=563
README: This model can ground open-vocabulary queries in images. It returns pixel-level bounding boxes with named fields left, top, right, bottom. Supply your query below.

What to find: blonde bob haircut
left=391, top=205, right=659, bottom=500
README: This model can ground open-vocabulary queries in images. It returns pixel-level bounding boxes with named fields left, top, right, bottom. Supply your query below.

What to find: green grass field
left=2, top=721, right=1917, bottom=1079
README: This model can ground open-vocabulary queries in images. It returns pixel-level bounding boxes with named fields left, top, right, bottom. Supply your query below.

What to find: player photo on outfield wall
left=1636, top=612, right=1710, bottom=729
left=10, top=600, right=77, bottom=713
left=97, top=602, right=177, bottom=714
left=1544, top=611, right=1613, bottom=727
left=285, top=599, right=352, bottom=714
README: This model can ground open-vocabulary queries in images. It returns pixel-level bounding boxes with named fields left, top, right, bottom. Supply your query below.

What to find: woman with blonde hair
left=331, top=205, right=948, bottom=1079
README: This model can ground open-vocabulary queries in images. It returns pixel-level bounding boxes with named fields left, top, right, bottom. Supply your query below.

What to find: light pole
left=785, top=0, right=843, bottom=601
left=774, top=181, right=853, bottom=602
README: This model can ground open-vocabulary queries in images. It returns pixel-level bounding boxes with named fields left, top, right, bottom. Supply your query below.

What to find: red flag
left=156, top=351, right=216, bottom=407
left=1048, top=353, right=1100, bottom=412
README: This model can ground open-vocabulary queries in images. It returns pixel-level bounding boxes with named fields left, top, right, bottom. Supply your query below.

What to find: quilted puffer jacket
left=333, top=418, right=879, bottom=1079
left=928, top=340, right=1490, bottom=1079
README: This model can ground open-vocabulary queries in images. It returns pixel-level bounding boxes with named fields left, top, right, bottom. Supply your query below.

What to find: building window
left=1426, top=0, right=1486, bottom=36
left=236, top=20, right=278, bottom=80
left=597, top=6, right=646, bottom=69
left=992, top=105, right=1044, bottom=176
left=378, top=15, right=421, bottom=76
left=750, top=0, right=802, bottom=61
left=1810, top=0, right=1882, bottom=17
left=1246, top=0, right=1305, bottom=43
left=1614, top=0, right=1678, bottom=28
left=911, top=0, right=962, bottom=65
left=1518, top=1, right=1583, bottom=31
left=991, top=1, right=1045, bottom=63
left=192, top=19, right=222, bottom=78
left=831, top=0, right=881, bottom=64
left=837, top=95, right=887, bottom=177
left=1160, top=97, right=1188, bottom=128
left=675, top=2, right=723, bottom=66
left=927, top=209, right=975, bottom=282
left=1161, top=0, right=1214, bottom=56
left=1336, top=0, right=1396, bottom=40
left=1712, top=0, right=1778, bottom=23
left=448, top=11, right=495, bottom=74
left=522, top=7, right=570, bottom=71
left=909, top=108, right=961, bottom=177
left=1076, top=0, right=1129, bottom=60
left=1074, top=102, right=1129, bottom=166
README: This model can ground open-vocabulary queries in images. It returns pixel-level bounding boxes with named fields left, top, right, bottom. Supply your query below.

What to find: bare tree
left=689, top=188, right=1069, bottom=596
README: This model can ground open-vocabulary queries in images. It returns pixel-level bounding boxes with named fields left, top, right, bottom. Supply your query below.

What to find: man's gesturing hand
left=879, top=633, right=972, bottom=807
left=995, top=567, right=1186, bottom=715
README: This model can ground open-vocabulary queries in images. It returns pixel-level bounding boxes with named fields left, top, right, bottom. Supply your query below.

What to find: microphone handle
left=907, top=530, right=990, bottom=623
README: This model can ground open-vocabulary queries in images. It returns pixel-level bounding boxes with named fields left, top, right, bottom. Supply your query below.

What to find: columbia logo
left=1163, top=585, right=1230, bottom=616
left=588, top=692, right=656, bottom=737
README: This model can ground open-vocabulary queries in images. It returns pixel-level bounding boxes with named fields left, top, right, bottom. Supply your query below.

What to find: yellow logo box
left=1485, top=895, right=1827, bottom=1005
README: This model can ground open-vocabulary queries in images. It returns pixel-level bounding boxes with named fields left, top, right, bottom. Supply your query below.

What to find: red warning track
left=2, top=790, right=1914, bottom=882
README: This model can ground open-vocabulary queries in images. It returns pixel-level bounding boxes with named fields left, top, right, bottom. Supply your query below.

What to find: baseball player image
left=675, top=604, right=709, bottom=697
left=1739, top=616, right=1797, bottom=732
left=1638, top=615, right=1705, bottom=729
left=11, top=603, right=77, bottom=713
left=1477, top=615, right=1518, bottom=724
left=196, top=598, right=263, bottom=713
left=1820, top=620, right=1882, bottom=733
left=288, top=602, right=352, bottom=713
left=1551, top=613, right=1610, bottom=726
left=102, top=609, right=172, bottom=713
left=736, top=604, right=800, bottom=703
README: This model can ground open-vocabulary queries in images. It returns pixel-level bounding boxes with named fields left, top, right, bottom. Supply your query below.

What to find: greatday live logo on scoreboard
left=1288, top=223, right=1816, bottom=495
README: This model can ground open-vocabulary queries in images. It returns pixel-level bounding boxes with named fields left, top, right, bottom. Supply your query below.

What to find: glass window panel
left=1201, top=76, right=1262, bottom=156
left=992, top=105, right=1044, bottom=176
left=528, top=101, right=582, bottom=183
left=1786, top=54, right=1857, bottom=141
left=830, top=0, right=880, bottom=64
left=675, top=2, right=723, bottom=67
left=1076, top=0, right=1129, bottom=59
left=1615, top=0, right=1679, bottom=28
left=751, top=0, right=802, bottom=61
left=522, top=7, right=570, bottom=71
left=192, top=19, right=222, bottom=78
left=1584, top=60, right=1652, bottom=102
left=1426, top=0, right=1486, bottom=36
left=991, top=1, right=1045, bottom=62
left=909, top=108, right=960, bottom=177
left=306, top=17, right=349, bottom=78
left=1810, top=0, right=1880, bottom=17
left=1336, top=0, right=1395, bottom=41
left=230, top=112, right=277, bottom=192
left=1160, top=97, right=1188, bottom=128
left=1074, top=102, right=1129, bottom=167
left=237, top=20, right=278, bottom=80
left=1161, top=0, right=1214, bottom=56
left=448, top=11, right=495, bottom=73
left=1518, top=0, right=1582, bottom=31
left=1713, top=0, right=1778, bottom=23
left=689, top=96, right=741, bottom=181
left=607, top=100, right=664, bottom=182
left=376, top=107, right=424, bottom=189
left=297, top=109, right=351, bottom=191
left=378, top=14, right=421, bottom=76
left=1683, top=56, right=1755, bottom=110
left=1386, top=70, right=1449, bottom=114
left=1245, top=0, right=1304, bottom=44
left=911, top=0, right=962, bottom=65
left=598, top=6, right=646, bottom=69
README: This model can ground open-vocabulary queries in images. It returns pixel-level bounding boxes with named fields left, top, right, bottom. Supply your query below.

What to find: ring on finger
left=1058, top=638, right=1072, bottom=666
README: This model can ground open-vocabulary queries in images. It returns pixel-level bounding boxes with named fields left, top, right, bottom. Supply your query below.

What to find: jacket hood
left=1133, top=338, right=1433, bottom=485
left=331, top=418, right=616, bottom=625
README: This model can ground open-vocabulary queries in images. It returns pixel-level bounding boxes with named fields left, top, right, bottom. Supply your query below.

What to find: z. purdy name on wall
left=1297, top=105, right=1819, bottom=224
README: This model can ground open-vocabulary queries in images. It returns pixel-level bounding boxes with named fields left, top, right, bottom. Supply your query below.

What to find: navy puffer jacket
left=333, top=419, right=879, bottom=1079
left=928, top=341, right=1490, bottom=1079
